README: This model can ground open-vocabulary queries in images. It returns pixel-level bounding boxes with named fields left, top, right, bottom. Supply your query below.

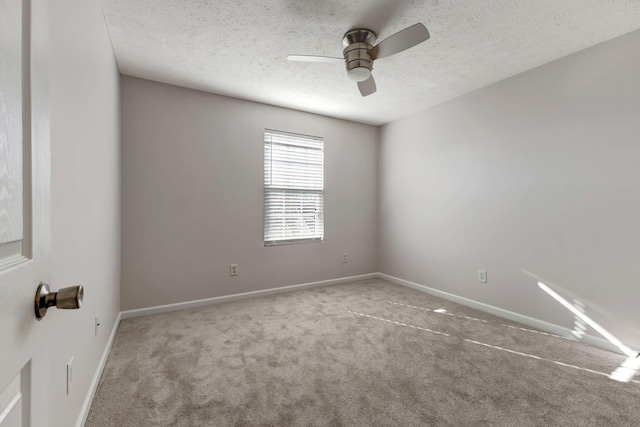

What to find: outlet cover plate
left=67, top=357, right=74, bottom=395
left=477, top=269, right=487, bottom=283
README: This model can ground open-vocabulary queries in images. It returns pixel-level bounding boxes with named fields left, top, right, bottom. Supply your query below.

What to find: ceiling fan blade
left=358, top=75, right=376, bottom=97
left=369, top=23, right=430, bottom=60
left=287, top=55, right=343, bottom=63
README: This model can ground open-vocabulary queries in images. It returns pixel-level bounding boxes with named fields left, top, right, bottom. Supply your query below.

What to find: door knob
left=34, top=282, right=83, bottom=320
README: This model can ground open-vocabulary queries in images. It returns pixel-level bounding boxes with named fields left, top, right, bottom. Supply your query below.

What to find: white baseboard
left=376, top=272, right=632, bottom=356
left=76, top=311, right=122, bottom=427
left=120, top=273, right=378, bottom=320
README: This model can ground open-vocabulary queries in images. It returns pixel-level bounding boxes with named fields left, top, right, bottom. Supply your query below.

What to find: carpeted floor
left=86, top=279, right=640, bottom=426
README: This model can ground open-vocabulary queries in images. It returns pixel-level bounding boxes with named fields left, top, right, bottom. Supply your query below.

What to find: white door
left=0, top=0, right=51, bottom=426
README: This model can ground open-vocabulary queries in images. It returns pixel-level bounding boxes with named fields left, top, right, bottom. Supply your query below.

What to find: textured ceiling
left=99, top=0, right=640, bottom=125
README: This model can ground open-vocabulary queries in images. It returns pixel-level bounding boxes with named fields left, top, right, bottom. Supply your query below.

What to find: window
left=264, top=130, right=324, bottom=246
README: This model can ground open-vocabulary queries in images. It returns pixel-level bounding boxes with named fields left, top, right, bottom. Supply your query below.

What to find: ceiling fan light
left=347, top=67, right=371, bottom=82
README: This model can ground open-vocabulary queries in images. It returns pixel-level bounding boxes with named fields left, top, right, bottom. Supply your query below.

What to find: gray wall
left=378, top=30, right=640, bottom=349
left=121, top=77, right=378, bottom=310
left=50, top=0, right=121, bottom=425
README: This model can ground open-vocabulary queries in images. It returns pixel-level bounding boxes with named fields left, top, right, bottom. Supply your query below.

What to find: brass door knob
left=34, top=282, right=83, bottom=320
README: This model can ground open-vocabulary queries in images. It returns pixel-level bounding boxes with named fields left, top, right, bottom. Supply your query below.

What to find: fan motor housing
left=342, top=29, right=376, bottom=82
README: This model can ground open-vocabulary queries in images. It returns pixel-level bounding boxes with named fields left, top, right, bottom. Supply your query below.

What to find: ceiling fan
left=287, top=23, right=430, bottom=97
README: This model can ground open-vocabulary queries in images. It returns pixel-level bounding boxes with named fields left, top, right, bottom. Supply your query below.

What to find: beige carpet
left=86, top=279, right=640, bottom=426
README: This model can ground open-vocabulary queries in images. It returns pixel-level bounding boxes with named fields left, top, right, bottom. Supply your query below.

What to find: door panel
left=0, top=0, right=24, bottom=246
left=0, top=365, right=29, bottom=427
left=0, top=0, right=51, bottom=425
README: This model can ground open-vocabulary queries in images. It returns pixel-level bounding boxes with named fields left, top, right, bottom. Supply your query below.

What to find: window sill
left=264, top=238, right=323, bottom=247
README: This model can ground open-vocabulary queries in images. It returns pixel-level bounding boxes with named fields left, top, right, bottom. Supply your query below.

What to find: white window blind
left=264, top=130, right=324, bottom=246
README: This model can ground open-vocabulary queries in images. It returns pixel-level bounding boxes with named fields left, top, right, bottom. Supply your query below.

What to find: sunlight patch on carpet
left=348, top=308, right=640, bottom=386
left=347, top=310, right=450, bottom=337
left=501, top=324, right=571, bottom=341
left=388, top=301, right=488, bottom=323
left=465, top=338, right=640, bottom=385
left=609, top=357, right=640, bottom=383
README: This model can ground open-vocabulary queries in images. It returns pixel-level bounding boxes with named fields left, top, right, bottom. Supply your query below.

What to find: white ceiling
left=99, top=0, right=640, bottom=126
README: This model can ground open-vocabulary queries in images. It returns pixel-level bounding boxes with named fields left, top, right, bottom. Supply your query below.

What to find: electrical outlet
left=230, top=264, right=238, bottom=276
left=67, top=357, right=74, bottom=395
left=95, top=315, right=100, bottom=337
left=477, top=269, right=487, bottom=283
left=342, top=253, right=348, bottom=263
